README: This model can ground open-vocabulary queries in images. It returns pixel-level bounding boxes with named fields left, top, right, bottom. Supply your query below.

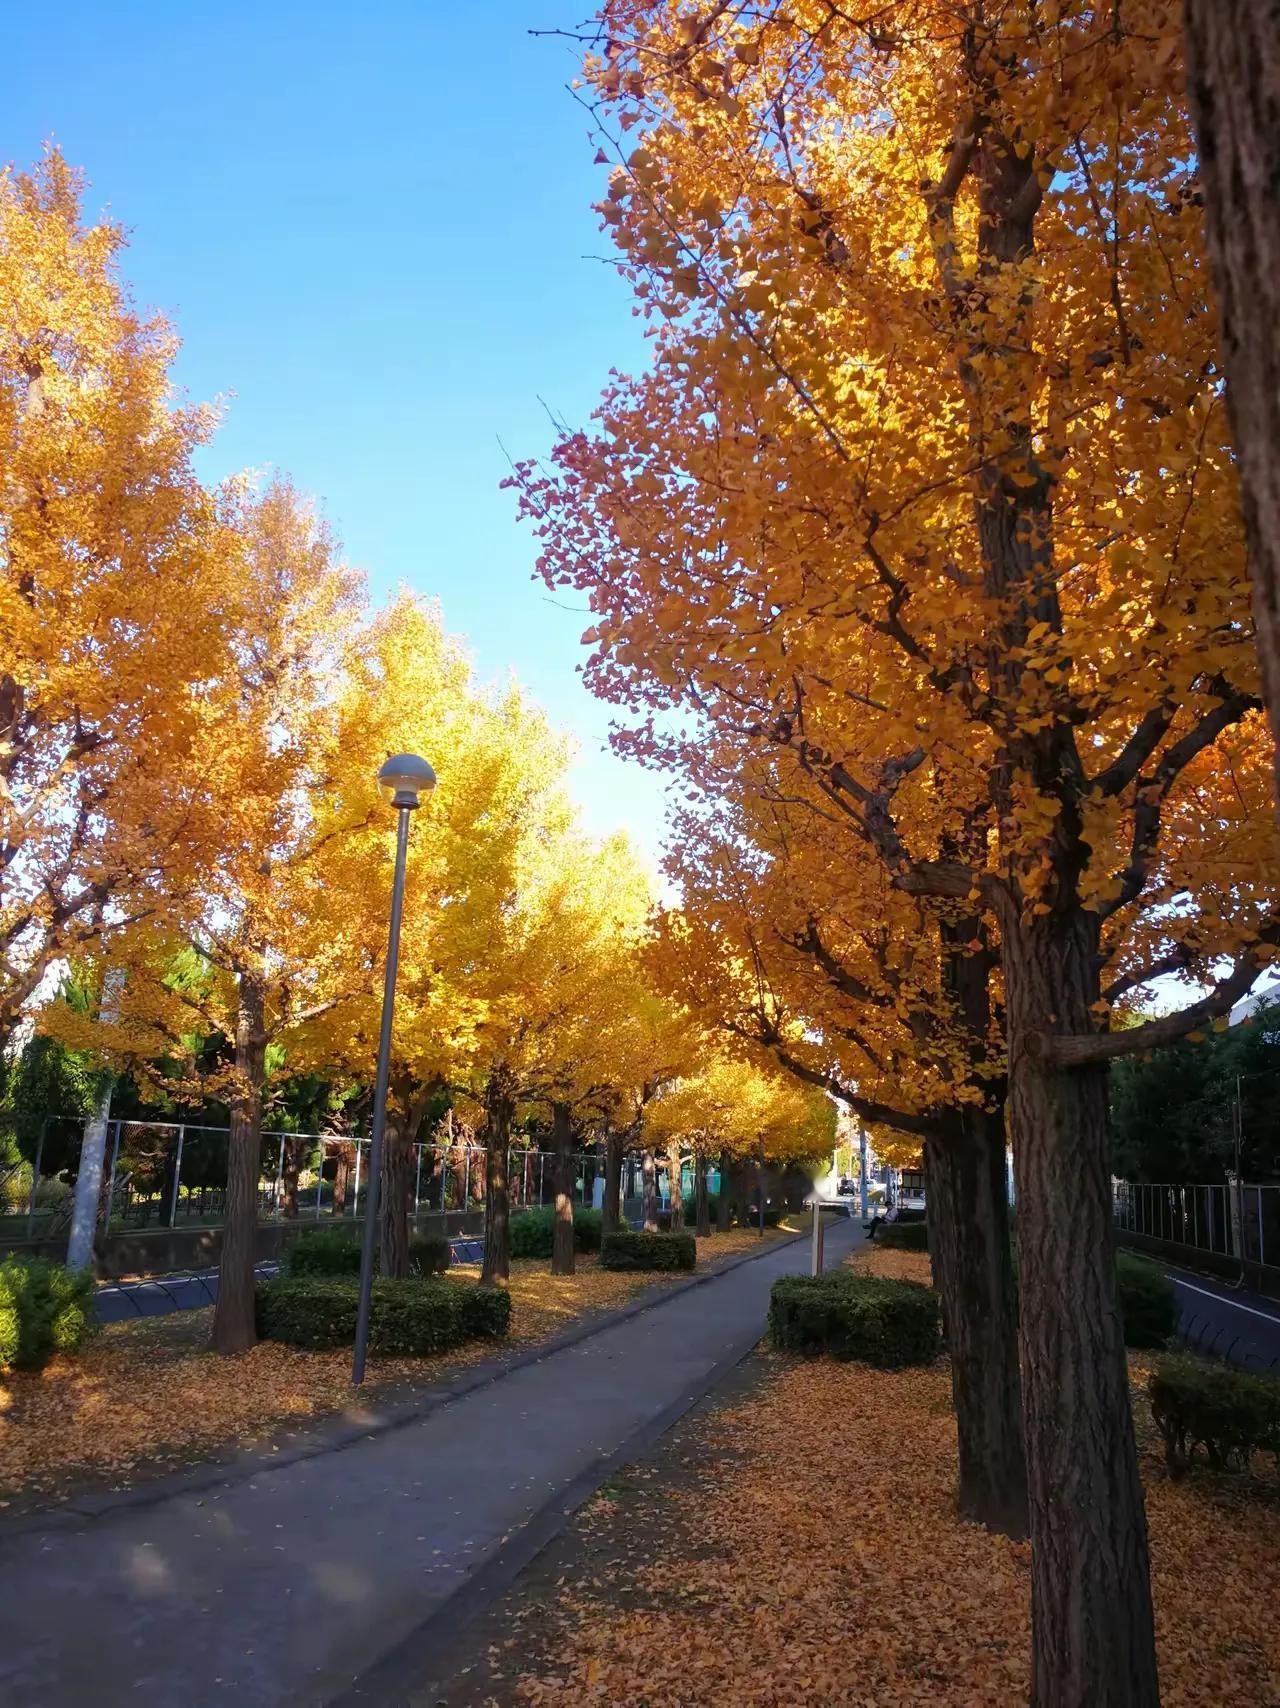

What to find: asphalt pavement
left=0, top=1219, right=862, bottom=1708
left=1162, top=1263, right=1280, bottom=1373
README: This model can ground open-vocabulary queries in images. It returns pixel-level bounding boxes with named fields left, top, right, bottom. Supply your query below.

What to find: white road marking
left=1165, top=1275, right=1280, bottom=1324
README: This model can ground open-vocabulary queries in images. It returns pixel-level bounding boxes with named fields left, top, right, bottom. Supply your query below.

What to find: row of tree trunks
left=550, top=1100, right=577, bottom=1275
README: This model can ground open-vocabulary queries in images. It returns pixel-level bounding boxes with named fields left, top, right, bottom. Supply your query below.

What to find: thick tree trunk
left=694, top=1151, right=711, bottom=1237
left=716, top=1152, right=735, bottom=1232
left=641, top=1149, right=658, bottom=1230
left=925, top=1109, right=1027, bottom=1539
left=333, top=1144, right=352, bottom=1217
left=280, top=1137, right=303, bottom=1218
left=380, top=1104, right=412, bottom=1279
left=550, top=1100, right=576, bottom=1276
left=602, top=1126, right=625, bottom=1233
left=212, top=974, right=267, bottom=1355
left=1003, top=910, right=1158, bottom=1708
left=667, top=1147, right=684, bottom=1230
left=480, top=1068, right=514, bottom=1288
left=1184, top=2, right=1280, bottom=803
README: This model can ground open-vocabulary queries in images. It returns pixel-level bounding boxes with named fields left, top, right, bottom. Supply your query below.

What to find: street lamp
left=352, top=752, right=436, bottom=1385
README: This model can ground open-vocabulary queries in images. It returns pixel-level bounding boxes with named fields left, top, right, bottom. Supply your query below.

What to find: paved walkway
left=0, top=1220, right=861, bottom=1708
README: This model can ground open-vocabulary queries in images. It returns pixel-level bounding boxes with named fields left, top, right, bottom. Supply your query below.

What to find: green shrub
left=1115, top=1252, right=1177, bottom=1349
left=1148, top=1356, right=1280, bottom=1476
left=769, top=1271, right=940, bottom=1368
left=408, top=1232, right=451, bottom=1276
left=681, top=1191, right=720, bottom=1226
left=0, top=1256, right=96, bottom=1371
left=256, top=1274, right=510, bottom=1355
left=877, top=1221, right=930, bottom=1252
left=282, top=1227, right=363, bottom=1278
left=600, top=1231, right=697, bottom=1272
left=509, top=1206, right=603, bottom=1259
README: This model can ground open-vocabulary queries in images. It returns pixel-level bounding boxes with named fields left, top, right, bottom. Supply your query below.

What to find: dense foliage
left=1148, top=1356, right=1280, bottom=1476
left=255, top=1274, right=509, bottom=1355
left=0, top=1257, right=96, bottom=1370
left=1111, top=998, right=1280, bottom=1181
left=508, top=1206, right=603, bottom=1259
left=600, top=1231, right=697, bottom=1272
left=769, top=1272, right=940, bottom=1368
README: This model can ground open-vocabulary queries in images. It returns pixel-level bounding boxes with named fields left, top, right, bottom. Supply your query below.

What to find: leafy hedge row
left=877, top=1227, right=1177, bottom=1349
left=600, top=1231, right=697, bottom=1272
left=256, top=1274, right=510, bottom=1354
left=0, top=1256, right=96, bottom=1371
left=1149, top=1356, right=1280, bottom=1476
left=509, top=1206, right=603, bottom=1258
left=282, top=1227, right=451, bottom=1279
left=769, top=1271, right=939, bottom=1367
left=876, top=1221, right=929, bottom=1252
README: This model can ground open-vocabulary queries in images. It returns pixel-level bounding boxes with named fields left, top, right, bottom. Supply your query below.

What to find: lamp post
left=352, top=752, right=436, bottom=1386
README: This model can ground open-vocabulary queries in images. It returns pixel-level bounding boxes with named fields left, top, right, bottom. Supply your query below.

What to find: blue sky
left=7, top=0, right=671, bottom=865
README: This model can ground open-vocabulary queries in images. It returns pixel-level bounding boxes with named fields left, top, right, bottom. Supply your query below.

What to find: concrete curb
left=0, top=1226, right=811, bottom=1540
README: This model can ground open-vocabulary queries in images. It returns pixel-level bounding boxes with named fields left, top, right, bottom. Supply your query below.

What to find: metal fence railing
left=1112, top=1178, right=1279, bottom=1279
left=7, top=1118, right=604, bottom=1245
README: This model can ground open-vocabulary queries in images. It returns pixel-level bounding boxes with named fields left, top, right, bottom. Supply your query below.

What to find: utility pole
left=858, top=1123, right=869, bottom=1222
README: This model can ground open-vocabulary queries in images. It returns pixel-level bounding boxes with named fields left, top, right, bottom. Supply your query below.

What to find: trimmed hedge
left=877, top=1221, right=929, bottom=1252
left=600, top=1231, right=697, bottom=1272
left=284, top=1229, right=452, bottom=1280
left=409, top=1233, right=451, bottom=1276
left=769, top=1271, right=940, bottom=1367
left=0, top=1256, right=96, bottom=1371
left=282, top=1228, right=362, bottom=1277
left=1116, top=1252, right=1177, bottom=1350
left=256, top=1274, right=510, bottom=1355
left=1148, top=1356, right=1280, bottom=1476
left=509, top=1206, right=603, bottom=1259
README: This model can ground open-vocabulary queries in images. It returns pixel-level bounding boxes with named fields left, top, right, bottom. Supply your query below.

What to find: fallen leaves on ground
left=494, top=1244, right=1279, bottom=1708
left=0, top=1231, right=786, bottom=1506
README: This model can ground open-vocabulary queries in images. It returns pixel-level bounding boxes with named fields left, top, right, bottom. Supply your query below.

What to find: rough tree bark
left=381, top=1080, right=438, bottom=1279
left=550, top=1100, right=577, bottom=1275
left=380, top=1105, right=412, bottom=1279
left=641, top=1149, right=658, bottom=1230
left=480, top=1066, right=515, bottom=1288
left=925, top=1108, right=1027, bottom=1539
left=212, top=971, right=267, bottom=1354
left=602, top=1125, right=625, bottom=1233
left=667, top=1147, right=684, bottom=1230
left=694, top=1150, right=711, bottom=1237
left=1184, top=2, right=1280, bottom=803
left=280, top=1136, right=303, bottom=1218
left=716, top=1151, right=735, bottom=1232
left=332, top=1143, right=352, bottom=1217
left=1002, top=905, right=1158, bottom=1707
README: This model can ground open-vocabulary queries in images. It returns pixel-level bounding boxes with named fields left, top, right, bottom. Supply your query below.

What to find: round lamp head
left=377, top=752, right=436, bottom=810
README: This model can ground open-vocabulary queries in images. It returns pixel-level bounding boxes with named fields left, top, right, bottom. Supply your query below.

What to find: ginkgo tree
left=303, top=596, right=589, bottom=1280
left=59, top=480, right=367, bottom=1353
left=0, top=151, right=227, bottom=1052
left=514, top=7, right=1280, bottom=1698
